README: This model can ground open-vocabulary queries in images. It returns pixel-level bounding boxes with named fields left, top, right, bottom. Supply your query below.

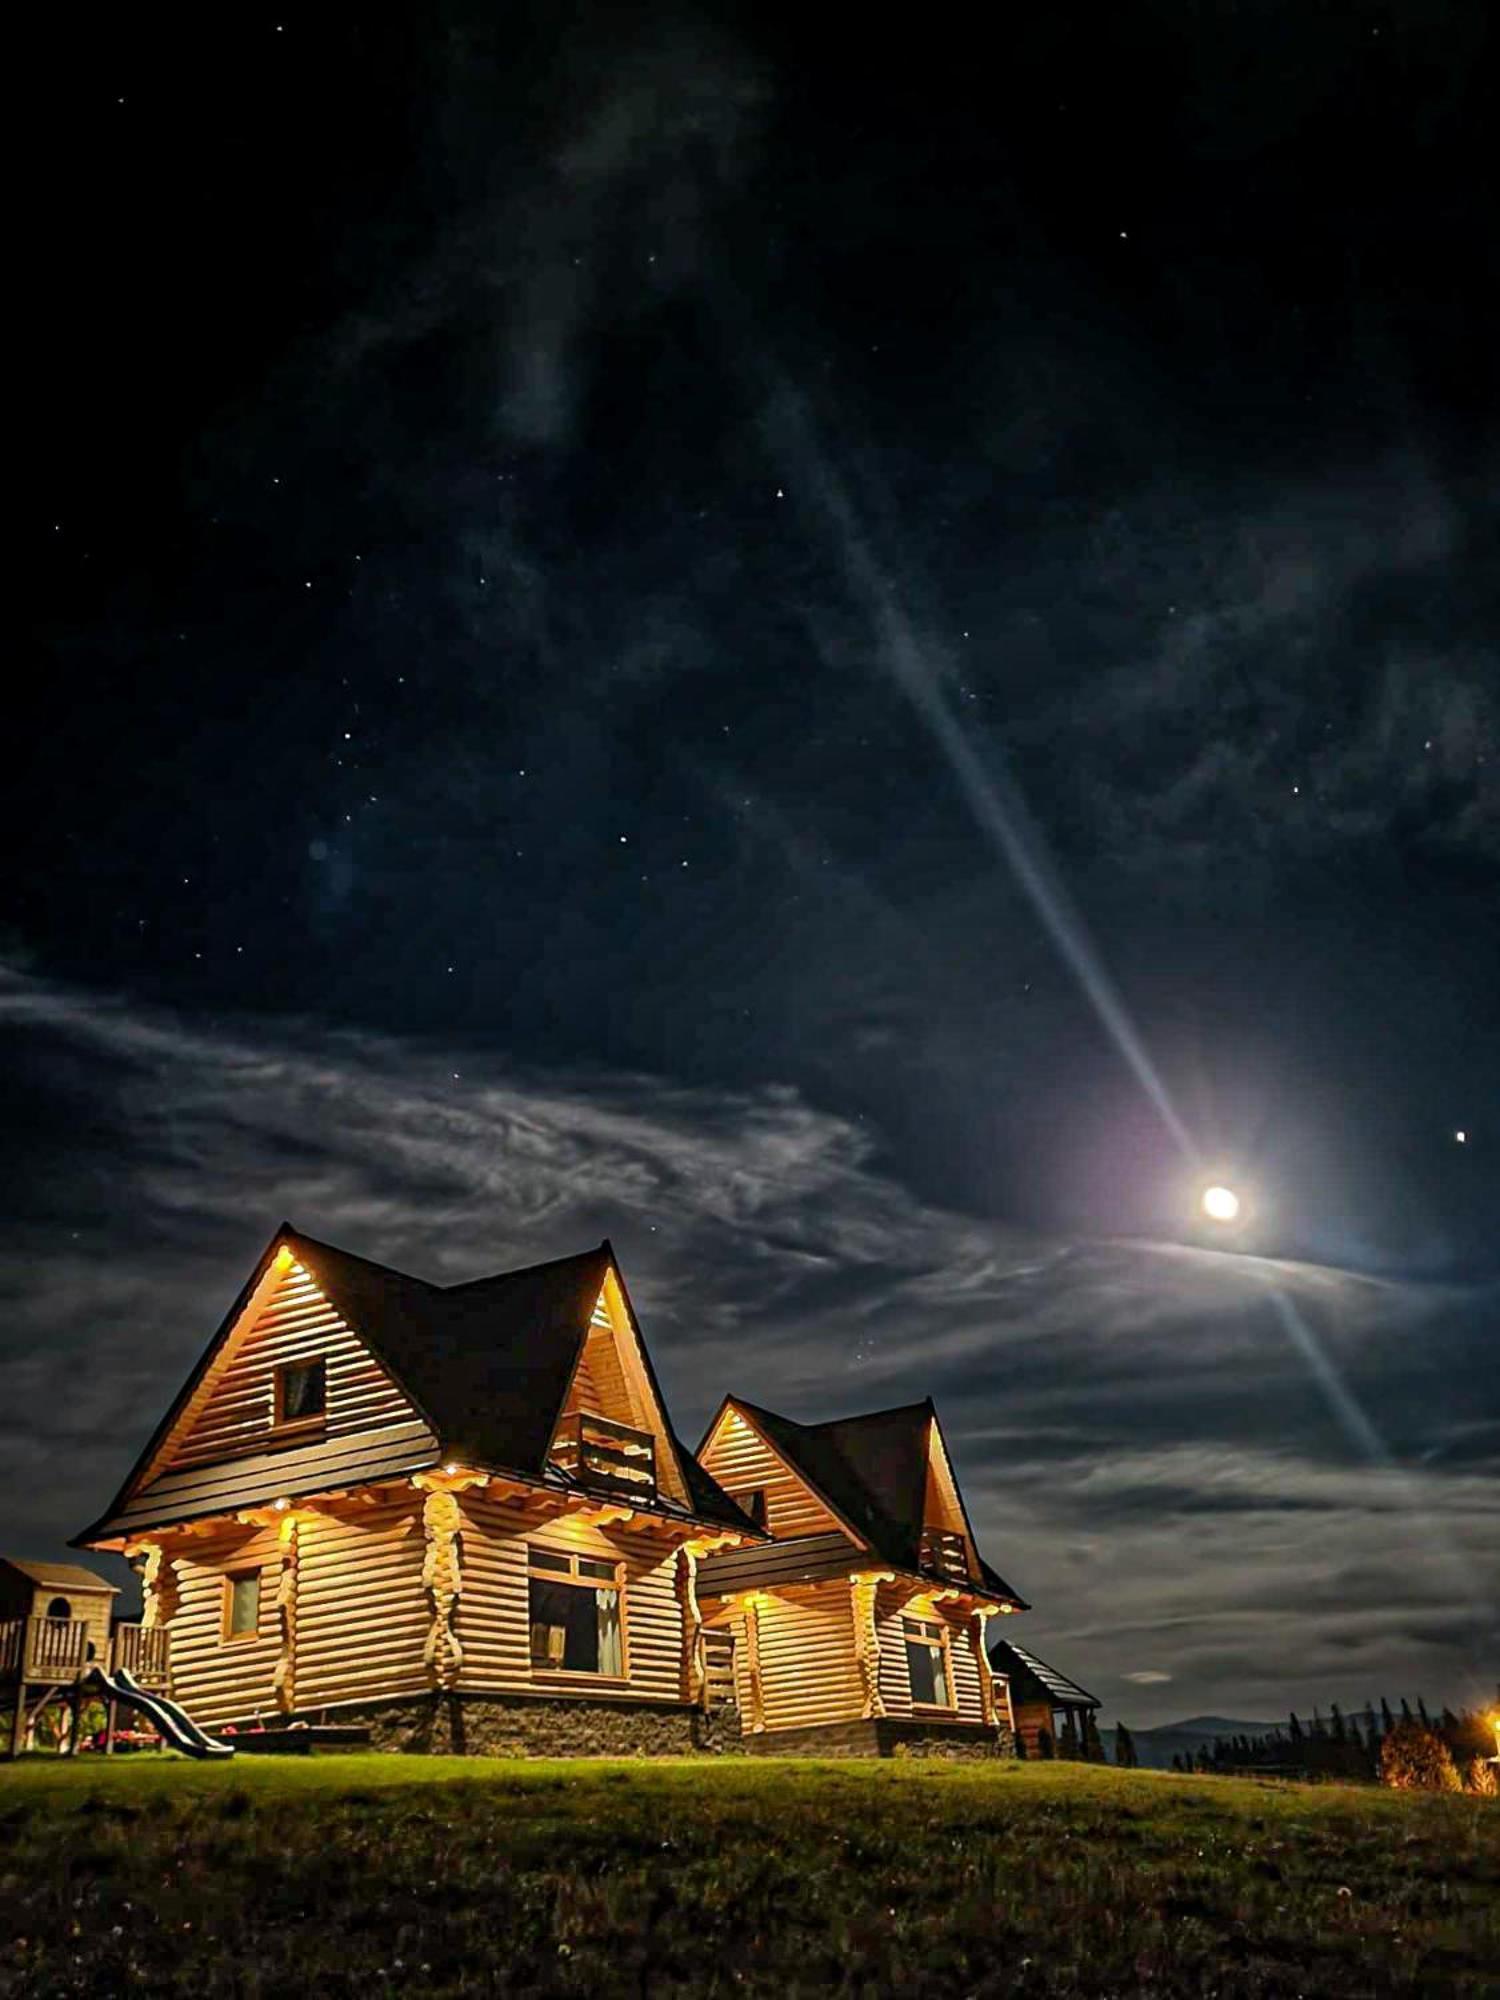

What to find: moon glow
left=1202, top=1184, right=1241, bottom=1223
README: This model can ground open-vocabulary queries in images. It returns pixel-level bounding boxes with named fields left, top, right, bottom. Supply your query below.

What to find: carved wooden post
left=272, top=1515, right=300, bottom=1713
left=851, top=1574, right=887, bottom=1719
left=139, top=1544, right=178, bottom=1628
left=421, top=1488, right=464, bottom=1688
left=971, top=1607, right=995, bottom=1727
left=740, top=1595, right=765, bottom=1733
left=677, top=1546, right=705, bottom=1706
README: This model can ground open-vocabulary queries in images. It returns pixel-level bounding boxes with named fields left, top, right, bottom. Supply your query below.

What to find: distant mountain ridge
left=1105, top=1715, right=1275, bottom=1771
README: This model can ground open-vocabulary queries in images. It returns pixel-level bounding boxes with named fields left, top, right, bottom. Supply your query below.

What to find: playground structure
left=1, top=1556, right=231, bottom=1759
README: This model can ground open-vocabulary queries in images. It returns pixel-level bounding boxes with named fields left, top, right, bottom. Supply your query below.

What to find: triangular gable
left=921, top=1409, right=981, bottom=1580
left=133, top=1240, right=430, bottom=1491
left=555, top=1258, right=695, bottom=1509
left=697, top=1398, right=867, bottom=1546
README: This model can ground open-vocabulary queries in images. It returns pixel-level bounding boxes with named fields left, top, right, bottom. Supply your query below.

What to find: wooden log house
left=74, top=1225, right=1027, bottom=1756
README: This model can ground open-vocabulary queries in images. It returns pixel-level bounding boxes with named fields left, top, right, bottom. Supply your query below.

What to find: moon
left=1201, top=1184, right=1241, bottom=1223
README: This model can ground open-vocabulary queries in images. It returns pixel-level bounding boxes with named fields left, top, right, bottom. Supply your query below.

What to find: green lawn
left=1, top=1755, right=1495, bottom=1996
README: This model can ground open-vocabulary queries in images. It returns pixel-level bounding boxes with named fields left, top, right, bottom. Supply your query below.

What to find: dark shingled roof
left=83, top=1224, right=755, bottom=1540
left=717, top=1396, right=1027, bottom=1606
left=989, top=1638, right=1098, bottom=1710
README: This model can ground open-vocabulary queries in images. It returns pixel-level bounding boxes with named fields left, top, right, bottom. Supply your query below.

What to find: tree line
left=1158, top=1697, right=1496, bottom=1793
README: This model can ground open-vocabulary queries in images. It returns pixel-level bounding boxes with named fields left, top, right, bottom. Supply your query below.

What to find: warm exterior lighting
left=1201, top=1184, right=1240, bottom=1223
left=444, top=1463, right=459, bottom=1476
left=272, top=1497, right=290, bottom=1512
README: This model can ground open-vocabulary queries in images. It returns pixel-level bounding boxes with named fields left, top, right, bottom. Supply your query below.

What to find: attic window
left=742, top=1488, right=768, bottom=1529
left=274, top=1357, right=326, bottom=1427
left=46, top=1596, right=72, bottom=1622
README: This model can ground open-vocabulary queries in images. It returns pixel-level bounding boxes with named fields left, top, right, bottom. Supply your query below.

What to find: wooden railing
left=550, top=1409, right=657, bottom=1501
left=0, top=1617, right=93, bottom=1682
left=112, top=1624, right=171, bottom=1688
left=919, top=1528, right=972, bottom=1582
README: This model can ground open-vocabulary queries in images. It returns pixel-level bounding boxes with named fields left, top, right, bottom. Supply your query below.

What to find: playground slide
left=85, top=1666, right=235, bottom=1759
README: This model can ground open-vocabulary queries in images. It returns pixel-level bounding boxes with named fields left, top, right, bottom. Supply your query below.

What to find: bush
left=1380, top=1719, right=1462, bottom=1792
left=1462, top=1757, right=1497, bottom=1798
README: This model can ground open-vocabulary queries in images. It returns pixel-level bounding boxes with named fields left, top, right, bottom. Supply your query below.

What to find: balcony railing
left=112, top=1624, right=171, bottom=1688
left=0, top=1616, right=93, bottom=1682
left=550, top=1409, right=657, bottom=1502
left=1, top=1617, right=171, bottom=1689
left=919, top=1528, right=972, bottom=1582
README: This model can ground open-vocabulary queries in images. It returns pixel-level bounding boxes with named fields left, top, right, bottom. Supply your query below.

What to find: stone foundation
left=327, top=1689, right=743, bottom=1757
left=744, top=1716, right=1015, bottom=1759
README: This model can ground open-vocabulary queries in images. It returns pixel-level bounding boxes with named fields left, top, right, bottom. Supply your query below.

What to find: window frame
left=272, top=1355, right=328, bottom=1431
left=903, top=1614, right=957, bottom=1713
left=222, top=1567, right=263, bottom=1644
left=525, top=1543, right=629, bottom=1683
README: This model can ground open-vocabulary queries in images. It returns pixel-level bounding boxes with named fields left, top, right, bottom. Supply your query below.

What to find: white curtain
left=597, top=1588, right=622, bottom=1676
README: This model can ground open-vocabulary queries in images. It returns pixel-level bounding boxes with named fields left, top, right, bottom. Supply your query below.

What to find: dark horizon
left=8, top=3, right=1497, bottom=1729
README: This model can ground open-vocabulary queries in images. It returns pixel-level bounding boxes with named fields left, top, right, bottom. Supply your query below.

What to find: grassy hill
left=1, top=1755, right=1495, bottom=1996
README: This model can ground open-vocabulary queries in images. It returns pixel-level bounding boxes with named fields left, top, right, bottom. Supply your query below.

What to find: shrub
left=1380, top=1719, right=1462, bottom=1792
left=1462, top=1757, right=1497, bottom=1798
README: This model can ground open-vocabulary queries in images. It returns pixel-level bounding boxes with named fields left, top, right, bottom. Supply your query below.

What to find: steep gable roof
left=80, top=1223, right=753, bottom=1541
left=707, top=1395, right=1027, bottom=1605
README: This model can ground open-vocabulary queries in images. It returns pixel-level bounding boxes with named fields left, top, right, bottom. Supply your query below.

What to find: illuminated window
left=526, top=1545, right=624, bottom=1677
left=224, top=1569, right=261, bottom=1642
left=904, top=1617, right=954, bottom=1709
left=274, top=1357, right=326, bottom=1425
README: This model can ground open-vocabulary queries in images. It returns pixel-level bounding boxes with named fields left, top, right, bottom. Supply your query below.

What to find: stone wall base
left=744, top=1716, right=1016, bottom=1759
left=325, top=1689, right=743, bottom=1757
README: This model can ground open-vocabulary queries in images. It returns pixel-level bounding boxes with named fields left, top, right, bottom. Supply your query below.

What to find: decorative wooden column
left=850, top=1573, right=890, bottom=1719
left=420, top=1488, right=464, bottom=1688
left=138, top=1544, right=179, bottom=1629
left=740, top=1595, right=765, bottom=1734
left=971, top=1606, right=997, bottom=1727
left=677, top=1546, right=705, bottom=1706
left=272, top=1515, right=301, bottom=1714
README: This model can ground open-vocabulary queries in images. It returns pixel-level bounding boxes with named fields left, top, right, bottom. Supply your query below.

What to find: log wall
left=455, top=1491, right=685, bottom=1704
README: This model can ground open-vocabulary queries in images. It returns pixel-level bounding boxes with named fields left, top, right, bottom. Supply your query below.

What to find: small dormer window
left=46, top=1596, right=72, bottom=1622
left=274, top=1357, right=326, bottom=1426
left=743, top=1488, right=768, bottom=1529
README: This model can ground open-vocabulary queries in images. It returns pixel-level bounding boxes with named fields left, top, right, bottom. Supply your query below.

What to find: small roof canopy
left=1, top=1557, right=118, bottom=1595
left=989, top=1637, right=1098, bottom=1710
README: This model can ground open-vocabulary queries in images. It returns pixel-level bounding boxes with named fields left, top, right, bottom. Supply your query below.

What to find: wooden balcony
left=550, top=1410, right=657, bottom=1502
left=0, top=1617, right=170, bottom=1689
left=0, top=1616, right=94, bottom=1683
left=919, top=1528, right=972, bottom=1583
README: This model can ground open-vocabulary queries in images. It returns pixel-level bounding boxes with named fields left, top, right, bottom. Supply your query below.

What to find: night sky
left=8, top=5, right=1497, bottom=1726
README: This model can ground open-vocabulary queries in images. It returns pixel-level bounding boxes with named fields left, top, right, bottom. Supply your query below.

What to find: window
left=224, top=1569, right=262, bottom=1642
left=527, top=1545, right=625, bottom=1677
left=274, top=1357, right=326, bottom=1426
left=46, top=1596, right=72, bottom=1622
left=904, top=1617, right=954, bottom=1709
left=742, top=1487, right=768, bottom=1529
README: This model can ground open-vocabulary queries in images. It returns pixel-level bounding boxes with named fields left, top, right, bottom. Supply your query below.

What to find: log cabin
left=986, top=1638, right=1100, bottom=1758
left=74, top=1225, right=1028, bottom=1756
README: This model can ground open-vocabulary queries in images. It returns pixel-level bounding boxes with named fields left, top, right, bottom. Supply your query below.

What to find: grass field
left=1, top=1755, right=1495, bottom=1996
